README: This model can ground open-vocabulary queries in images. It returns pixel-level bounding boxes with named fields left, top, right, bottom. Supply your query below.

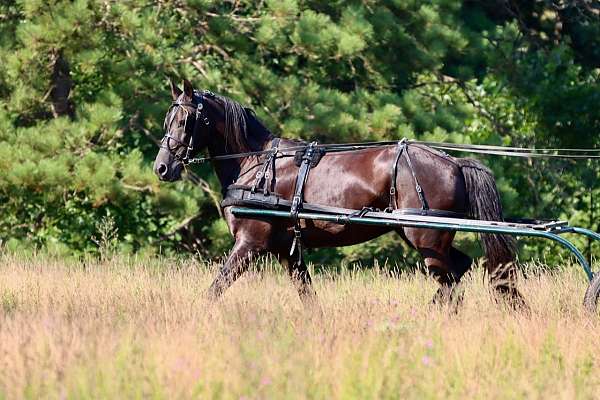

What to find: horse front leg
left=206, top=240, right=260, bottom=300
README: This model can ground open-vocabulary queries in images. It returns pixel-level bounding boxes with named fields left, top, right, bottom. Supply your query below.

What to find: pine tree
left=0, top=0, right=597, bottom=263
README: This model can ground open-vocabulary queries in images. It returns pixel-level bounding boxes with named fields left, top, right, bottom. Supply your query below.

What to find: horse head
left=153, top=79, right=217, bottom=181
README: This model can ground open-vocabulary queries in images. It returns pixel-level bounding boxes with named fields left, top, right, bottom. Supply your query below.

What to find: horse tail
left=457, top=158, right=517, bottom=285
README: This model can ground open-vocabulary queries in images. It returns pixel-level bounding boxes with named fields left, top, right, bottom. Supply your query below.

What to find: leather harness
left=221, top=185, right=464, bottom=218
left=289, top=141, right=319, bottom=260
left=222, top=139, right=454, bottom=263
left=251, top=138, right=280, bottom=195
left=389, top=139, right=428, bottom=213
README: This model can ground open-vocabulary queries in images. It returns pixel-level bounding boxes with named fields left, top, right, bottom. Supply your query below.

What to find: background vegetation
left=0, top=0, right=598, bottom=266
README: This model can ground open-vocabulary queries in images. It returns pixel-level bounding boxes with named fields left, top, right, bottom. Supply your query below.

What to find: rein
left=418, top=141, right=600, bottom=159
left=181, top=140, right=600, bottom=164
left=159, top=90, right=599, bottom=162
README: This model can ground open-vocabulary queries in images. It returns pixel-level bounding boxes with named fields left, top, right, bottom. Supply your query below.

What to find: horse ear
left=182, top=79, right=194, bottom=99
left=169, top=79, right=182, bottom=100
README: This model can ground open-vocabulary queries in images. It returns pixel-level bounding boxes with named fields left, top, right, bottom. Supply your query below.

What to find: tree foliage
left=0, top=0, right=598, bottom=264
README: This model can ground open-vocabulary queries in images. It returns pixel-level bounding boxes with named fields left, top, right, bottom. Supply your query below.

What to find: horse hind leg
left=278, top=250, right=319, bottom=308
left=401, top=228, right=472, bottom=310
left=487, top=258, right=528, bottom=311
left=442, top=247, right=474, bottom=306
left=480, top=233, right=528, bottom=310
left=416, top=247, right=465, bottom=309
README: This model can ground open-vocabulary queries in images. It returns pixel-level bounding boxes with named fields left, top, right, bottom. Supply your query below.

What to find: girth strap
left=389, top=140, right=429, bottom=213
left=290, top=141, right=319, bottom=259
left=222, top=185, right=465, bottom=219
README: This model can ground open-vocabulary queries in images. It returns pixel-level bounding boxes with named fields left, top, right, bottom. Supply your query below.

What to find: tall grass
left=0, top=254, right=599, bottom=399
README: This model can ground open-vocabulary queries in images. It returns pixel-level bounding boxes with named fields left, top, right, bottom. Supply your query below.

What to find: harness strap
left=264, top=138, right=280, bottom=195
left=404, top=145, right=429, bottom=213
left=290, top=141, right=318, bottom=259
left=389, top=139, right=429, bottom=213
left=389, top=139, right=406, bottom=210
left=251, top=138, right=280, bottom=194
left=222, top=185, right=466, bottom=218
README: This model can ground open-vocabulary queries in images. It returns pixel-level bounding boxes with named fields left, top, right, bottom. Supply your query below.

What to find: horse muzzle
left=154, top=156, right=184, bottom=182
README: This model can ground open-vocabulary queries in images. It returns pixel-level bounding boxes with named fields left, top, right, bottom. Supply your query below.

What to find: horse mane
left=215, top=94, right=273, bottom=153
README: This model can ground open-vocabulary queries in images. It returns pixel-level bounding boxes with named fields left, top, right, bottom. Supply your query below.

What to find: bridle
left=160, top=90, right=215, bottom=163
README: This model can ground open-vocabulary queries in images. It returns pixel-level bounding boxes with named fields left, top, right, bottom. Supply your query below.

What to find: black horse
left=154, top=80, right=523, bottom=306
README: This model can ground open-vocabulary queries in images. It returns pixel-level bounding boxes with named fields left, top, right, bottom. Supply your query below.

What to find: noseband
left=161, top=90, right=215, bottom=163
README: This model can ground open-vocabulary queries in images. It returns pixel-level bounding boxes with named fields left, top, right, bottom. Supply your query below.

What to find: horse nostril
left=157, top=163, right=168, bottom=177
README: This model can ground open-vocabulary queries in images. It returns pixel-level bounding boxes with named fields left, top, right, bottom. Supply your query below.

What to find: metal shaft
left=230, top=207, right=596, bottom=281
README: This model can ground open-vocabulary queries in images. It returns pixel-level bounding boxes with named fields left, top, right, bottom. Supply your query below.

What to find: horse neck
left=208, top=125, right=273, bottom=191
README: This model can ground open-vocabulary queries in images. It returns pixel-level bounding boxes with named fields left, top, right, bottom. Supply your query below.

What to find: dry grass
left=0, top=254, right=599, bottom=399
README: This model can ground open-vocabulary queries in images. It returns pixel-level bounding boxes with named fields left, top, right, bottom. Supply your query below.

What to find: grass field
left=1, top=254, right=599, bottom=399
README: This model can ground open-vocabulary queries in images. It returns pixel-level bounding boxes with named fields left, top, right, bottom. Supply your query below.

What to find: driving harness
left=289, top=141, right=321, bottom=261
left=160, top=92, right=445, bottom=264
left=222, top=138, right=439, bottom=264
left=389, top=139, right=429, bottom=212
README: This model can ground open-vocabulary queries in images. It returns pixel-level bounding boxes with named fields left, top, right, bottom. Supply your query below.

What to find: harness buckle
left=293, top=225, right=302, bottom=238
left=290, top=223, right=303, bottom=256
left=263, top=170, right=271, bottom=196
left=291, top=195, right=301, bottom=210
